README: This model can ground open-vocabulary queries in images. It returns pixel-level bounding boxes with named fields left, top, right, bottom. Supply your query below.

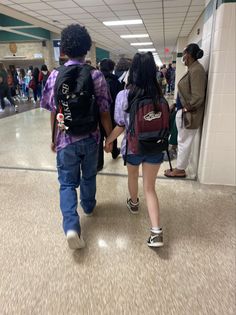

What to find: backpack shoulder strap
left=56, top=65, right=66, bottom=74
left=73, top=64, right=94, bottom=94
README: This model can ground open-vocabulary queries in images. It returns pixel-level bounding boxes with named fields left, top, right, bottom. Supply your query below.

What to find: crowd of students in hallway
left=39, top=24, right=206, bottom=250
left=0, top=57, right=175, bottom=115
left=0, top=62, right=50, bottom=112
left=0, top=22, right=206, bottom=250
left=0, top=25, right=206, bottom=249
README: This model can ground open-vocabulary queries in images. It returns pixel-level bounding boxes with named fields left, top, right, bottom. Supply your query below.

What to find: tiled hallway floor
left=0, top=109, right=235, bottom=314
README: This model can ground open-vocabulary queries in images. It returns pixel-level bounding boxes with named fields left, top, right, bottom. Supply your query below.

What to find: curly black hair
left=61, top=24, right=92, bottom=58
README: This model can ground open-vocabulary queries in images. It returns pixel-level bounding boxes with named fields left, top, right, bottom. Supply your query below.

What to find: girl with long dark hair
left=105, top=52, right=165, bottom=247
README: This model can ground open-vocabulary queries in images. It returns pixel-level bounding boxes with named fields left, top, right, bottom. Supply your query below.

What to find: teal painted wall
left=0, top=29, right=50, bottom=41
left=0, top=14, right=50, bottom=41
left=16, top=28, right=50, bottom=39
left=96, top=47, right=110, bottom=62
left=0, top=14, right=31, bottom=27
left=0, top=31, right=36, bottom=41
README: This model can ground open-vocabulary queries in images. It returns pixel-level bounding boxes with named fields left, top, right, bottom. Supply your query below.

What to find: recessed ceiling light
left=138, top=48, right=156, bottom=52
left=103, top=20, right=142, bottom=26
left=130, top=42, right=153, bottom=46
left=120, top=34, right=149, bottom=38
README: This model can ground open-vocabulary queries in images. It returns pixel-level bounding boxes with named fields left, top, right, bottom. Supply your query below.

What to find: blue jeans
left=57, top=137, right=98, bottom=234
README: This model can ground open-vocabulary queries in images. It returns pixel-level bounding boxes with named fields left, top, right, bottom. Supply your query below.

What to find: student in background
left=97, top=58, right=123, bottom=171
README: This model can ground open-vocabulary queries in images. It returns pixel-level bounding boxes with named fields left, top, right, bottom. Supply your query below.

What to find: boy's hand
left=51, top=142, right=56, bottom=153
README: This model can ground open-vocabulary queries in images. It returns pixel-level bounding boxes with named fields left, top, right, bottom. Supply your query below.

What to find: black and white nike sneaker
left=147, top=229, right=164, bottom=247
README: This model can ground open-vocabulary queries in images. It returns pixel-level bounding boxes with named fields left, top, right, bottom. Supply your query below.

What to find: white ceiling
left=0, top=0, right=205, bottom=62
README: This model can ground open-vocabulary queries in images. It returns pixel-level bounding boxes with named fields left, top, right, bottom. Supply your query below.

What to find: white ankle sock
left=130, top=198, right=139, bottom=205
left=151, top=227, right=162, bottom=233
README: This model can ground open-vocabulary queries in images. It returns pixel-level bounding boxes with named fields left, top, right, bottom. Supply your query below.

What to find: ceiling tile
left=116, top=11, right=140, bottom=17
left=36, top=9, right=61, bottom=16
left=189, top=5, right=204, bottom=12
left=21, top=2, right=52, bottom=10
left=67, top=13, right=93, bottom=19
left=141, top=14, right=163, bottom=19
left=105, top=0, right=133, bottom=3
left=164, top=7, right=188, bottom=13
left=136, top=1, right=162, bottom=9
left=139, top=8, right=162, bottom=15
left=48, top=1, right=78, bottom=9
left=11, top=0, right=39, bottom=3
left=8, top=4, right=28, bottom=11
left=191, top=0, right=205, bottom=5
left=187, top=12, right=202, bottom=18
left=74, top=0, right=105, bottom=6
left=85, top=6, right=111, bottom=13
left=26, top=11, right=41, bottom=17
left=164, top=12, right=187, bottom=18
left=63, top=7, right=86, bottom=14
left=1, top=0, right=14, bottom=4
left=109, top=4, right=136, bottom=11
left=164, top=0, right=190, bottom=7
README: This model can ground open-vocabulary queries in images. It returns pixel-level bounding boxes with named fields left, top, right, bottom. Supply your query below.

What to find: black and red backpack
left=125, top=95, right=172, bottom=170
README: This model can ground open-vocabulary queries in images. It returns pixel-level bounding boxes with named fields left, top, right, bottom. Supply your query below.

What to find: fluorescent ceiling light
left=138, top=48, right=156, bottom=52
left=120, top=34, right=149, bottom=38
left=103, top=20, right=142, bottom=26
left=131, top=42, right=153, bottom=46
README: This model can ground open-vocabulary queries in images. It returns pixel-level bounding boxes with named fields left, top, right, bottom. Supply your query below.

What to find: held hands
left=104, top=139, right=113, bottom=153
left=104, top=126, right=124, bottom=153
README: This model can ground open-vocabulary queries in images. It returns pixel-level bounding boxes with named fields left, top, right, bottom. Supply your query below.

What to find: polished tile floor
left=0, top=108, right=235, bottom=314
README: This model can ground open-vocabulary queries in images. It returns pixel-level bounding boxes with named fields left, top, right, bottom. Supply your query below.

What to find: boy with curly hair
left=41, top=24, right=113, bottom=250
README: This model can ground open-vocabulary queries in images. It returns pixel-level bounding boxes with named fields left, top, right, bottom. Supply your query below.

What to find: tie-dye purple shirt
left=40, top=60, right=110, bottom=151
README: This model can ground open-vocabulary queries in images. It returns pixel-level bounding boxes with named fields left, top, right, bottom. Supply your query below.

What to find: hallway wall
left=0, top=40, right=55, bottom=70
left=198, top=1, right=236, bottom=185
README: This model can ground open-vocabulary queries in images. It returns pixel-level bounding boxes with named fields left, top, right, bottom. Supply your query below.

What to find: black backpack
left=42, top=72, right=49, bottom=87
left=105, top=74, right=122, bottom=119
left=53, top=64, right=99, bottom=138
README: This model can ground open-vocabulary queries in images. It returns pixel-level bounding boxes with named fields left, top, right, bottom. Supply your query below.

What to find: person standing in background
left=97, top=58, right=123, bottom=171
left=165, top=43, right=207, bottom=178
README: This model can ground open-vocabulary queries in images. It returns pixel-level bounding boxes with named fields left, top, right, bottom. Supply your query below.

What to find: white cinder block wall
left=198, top=2, right=236, bottom=185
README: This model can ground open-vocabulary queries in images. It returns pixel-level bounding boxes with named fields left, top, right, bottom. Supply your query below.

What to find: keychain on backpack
left=56, top=107, right=68, bottom=131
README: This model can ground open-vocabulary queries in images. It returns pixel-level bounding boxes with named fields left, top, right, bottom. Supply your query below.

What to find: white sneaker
left=14, top=105, right=19, bottom=112
left=66, top=230, right=85, bottom=250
